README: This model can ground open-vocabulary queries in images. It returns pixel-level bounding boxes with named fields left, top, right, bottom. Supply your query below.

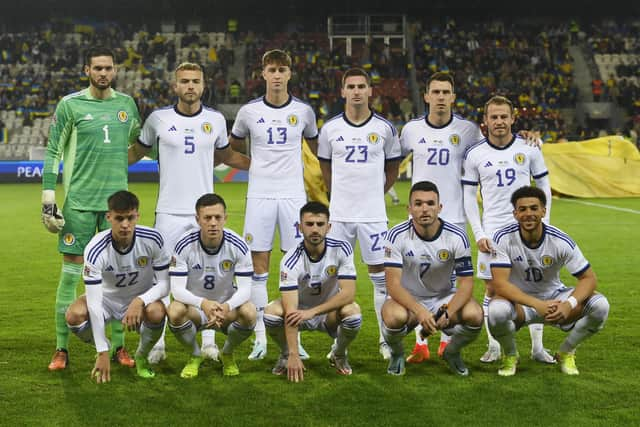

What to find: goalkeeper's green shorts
left=57, top=207, right=109, bottom=255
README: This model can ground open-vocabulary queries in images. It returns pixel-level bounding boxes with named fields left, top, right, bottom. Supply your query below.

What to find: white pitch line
left=560, top=198, right=640, bottom=214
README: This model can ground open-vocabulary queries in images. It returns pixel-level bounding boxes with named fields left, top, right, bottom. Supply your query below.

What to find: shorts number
left=184, top=135, right=195, bottom=154
left=114, top=272, right=139, bottom=287
left=370, top=231, right=388, bottom=252
left=496, top=168, right=516, bottom=187
left=102, top=125, right=111, bottom=143
left=426, top=147, right=449, bottom=165
left=345, top=145, right=368, bottom=163
left=267, top=127, right=287, bottom=144
left=203, top=275, right=215, bottom=290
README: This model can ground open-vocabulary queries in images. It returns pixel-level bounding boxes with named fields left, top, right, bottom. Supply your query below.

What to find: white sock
left=559, top=294, right=609, bottom=353
left=137, top=319, right=165, bottom=358
left=251, top=273, right=269, bottom=343
left=201, top=329, right=216, bottom=348
left=414, top=325, right=428, bottom=345
left=528, top=323, right=544, bottom=354
left=443, top=324, right=481, bottom=354
left=223, top=321, right=254, bottom=354
left=170, top=320, right=200, bottom=356
left=334, top=314, right=362, bottom=357
left=264, top=314, right=287, bottom=355
left=484, top=295, right=501, bottom=350
left=370, top=272, right=386, bottom=343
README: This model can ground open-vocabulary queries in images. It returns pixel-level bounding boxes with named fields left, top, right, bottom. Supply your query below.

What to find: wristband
left=566, top=296, right=578, bottom=309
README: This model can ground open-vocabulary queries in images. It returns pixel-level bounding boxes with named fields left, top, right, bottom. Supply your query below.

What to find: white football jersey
left=384, top=219, right=473, bottom=299
left=462, top=136, right=549, bottom=234
left=231, top=96, right=318, bottom=198
left=139, top=105, right=229, bottom=215
left=400, top=114, right=484, bottom=224
left=279, top=238, right=356, bottom=309
left=170, top=228, right=253, bottom=303
left=83, top=226, right=171, bottom=307
left=490, top=223, right=590, bottom=300
left=317, top=112, right=402, bottom=222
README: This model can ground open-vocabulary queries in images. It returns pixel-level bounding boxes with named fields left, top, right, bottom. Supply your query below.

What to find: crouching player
left=488, top=186, right=609, bottom=376
left=265, top=202, right=361, bottom=382
left=382, top=181, right=483, bottom=376
left=65, top=191, right=171, bottom=383
left=167, top=193, right=255, bottom=378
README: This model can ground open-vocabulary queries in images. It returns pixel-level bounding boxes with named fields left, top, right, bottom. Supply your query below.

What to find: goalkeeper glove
left=42, top=190, right=65, bottom=233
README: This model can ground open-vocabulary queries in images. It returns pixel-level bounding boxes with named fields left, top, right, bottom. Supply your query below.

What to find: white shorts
left=101, top=297, right=131, bottom=322
left=298, top=313, right=335, bottom=337
left=329, top=221, right=387, bottom=265
left=416, top=292, right=455, bottom=315
left=243, top=197, right=306, bottom=252
left=476, top=250, right=493, bottom=280
left=155, top=213, right=198, bottom=253
left=519, top=287, right=575, bottom=327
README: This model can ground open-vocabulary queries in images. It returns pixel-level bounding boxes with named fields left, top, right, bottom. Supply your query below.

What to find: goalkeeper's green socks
left=55, top=261, right=82, bottom=350
left=110, top=320, right=125, bottom=351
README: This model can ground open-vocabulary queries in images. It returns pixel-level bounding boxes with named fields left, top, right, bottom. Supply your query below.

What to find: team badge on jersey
left=449, top=134, right=460, bottom=146
left=117, top=110, right=129, bottom=123
left=136, top=256, right=149, bottom=267
left=63, top=233, right=76, bottom=246
left=202, top=122, right=213, bottom=134
left=287, top=114, right=299, bottom=126
left=367, top=132, right=380, bottom=145
left=437, top=249, right=450, bottom=262
left=325, top=265, right=338, bottom=276
left=244, top=233, right=253, bottom=244
left=541, top=255, right=554, bottom=267
left=220, top=259, right=234, bottom=272
left=514, top=153, right=526, bottom=165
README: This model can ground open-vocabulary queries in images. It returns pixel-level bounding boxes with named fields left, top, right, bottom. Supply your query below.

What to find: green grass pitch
left=0, top=182, right=638, bottom=426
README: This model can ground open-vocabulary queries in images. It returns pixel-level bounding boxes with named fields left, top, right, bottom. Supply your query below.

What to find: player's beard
left=90, top=76, right=112, bottom=91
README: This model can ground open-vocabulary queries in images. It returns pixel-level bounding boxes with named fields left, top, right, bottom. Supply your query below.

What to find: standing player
left=229, top=49, right=318, bottom=360
left=488, top=186, right=609, bottom=376
left=130, top=62, right=250, bottom=364
left=399, top=72, right=484, bottom=362
left=382, top=181, right=482, bottom=376
left=462, top=95, right=554, bottom=364
left=42, top=46, right=142, bottom=371
left=318, top=68, right=402, bottom=360
left=265, top=202, right=361, bottom=382
left=167, top=194, right=256, bottom=377
left=65, top=191, right=170, bottom=382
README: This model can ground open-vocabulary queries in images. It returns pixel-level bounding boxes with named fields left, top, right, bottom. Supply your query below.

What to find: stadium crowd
left=1, top=16, right=640, bottom=159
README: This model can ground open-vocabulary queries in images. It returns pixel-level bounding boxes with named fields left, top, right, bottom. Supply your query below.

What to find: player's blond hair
left=484, top=95, right=514, bottom=115
left=174, top=62, right=203, bottom=77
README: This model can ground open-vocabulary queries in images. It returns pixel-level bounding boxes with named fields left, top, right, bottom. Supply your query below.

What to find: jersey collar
left=411, top=218, right=445, bottom=242
left=425, top=114, right=453, bottom=129
left=302, top=240, right=327, bottom=263
left=263, top=94, right=292, bottom=109
left=199, top=232, right=225, bottom=255
left=519, top=222, right=546, bottom=249
left=343, top=111, right=374, bottom=128
left=173, top=104, right=203, bottom=117
left=486, top=134, right=516, bottom=150
left=111, top=229, right=136, bottom=255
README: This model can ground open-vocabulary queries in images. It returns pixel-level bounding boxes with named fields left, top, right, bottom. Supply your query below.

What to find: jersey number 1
left=102, top=125, right=111, bottom=143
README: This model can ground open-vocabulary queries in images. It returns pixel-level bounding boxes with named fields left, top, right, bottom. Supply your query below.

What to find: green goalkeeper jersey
left=43, top=88, right=141, bottom=211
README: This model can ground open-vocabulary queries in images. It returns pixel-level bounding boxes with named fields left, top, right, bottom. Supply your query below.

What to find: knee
left=144, top=301, right=167, bottom=324
left=586, top=294, right=610, bottom=324
left=264, top=299, right=283, bottom=317
left=237, top=302, right=257, bottom=325
left=65, top=302, right=87, bottom=326
left=339, top=302, right=361, bottom=319
left=167, top=301, right=188, bottom=324
left=487, top=299, right=514, bottom=328
left=381, top=300, right=406, bottom=329
left=464, top=301, right=484, bottom=327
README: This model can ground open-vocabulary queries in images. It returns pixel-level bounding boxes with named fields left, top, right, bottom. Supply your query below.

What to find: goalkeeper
left=42, top=46, right=143, bottom=371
